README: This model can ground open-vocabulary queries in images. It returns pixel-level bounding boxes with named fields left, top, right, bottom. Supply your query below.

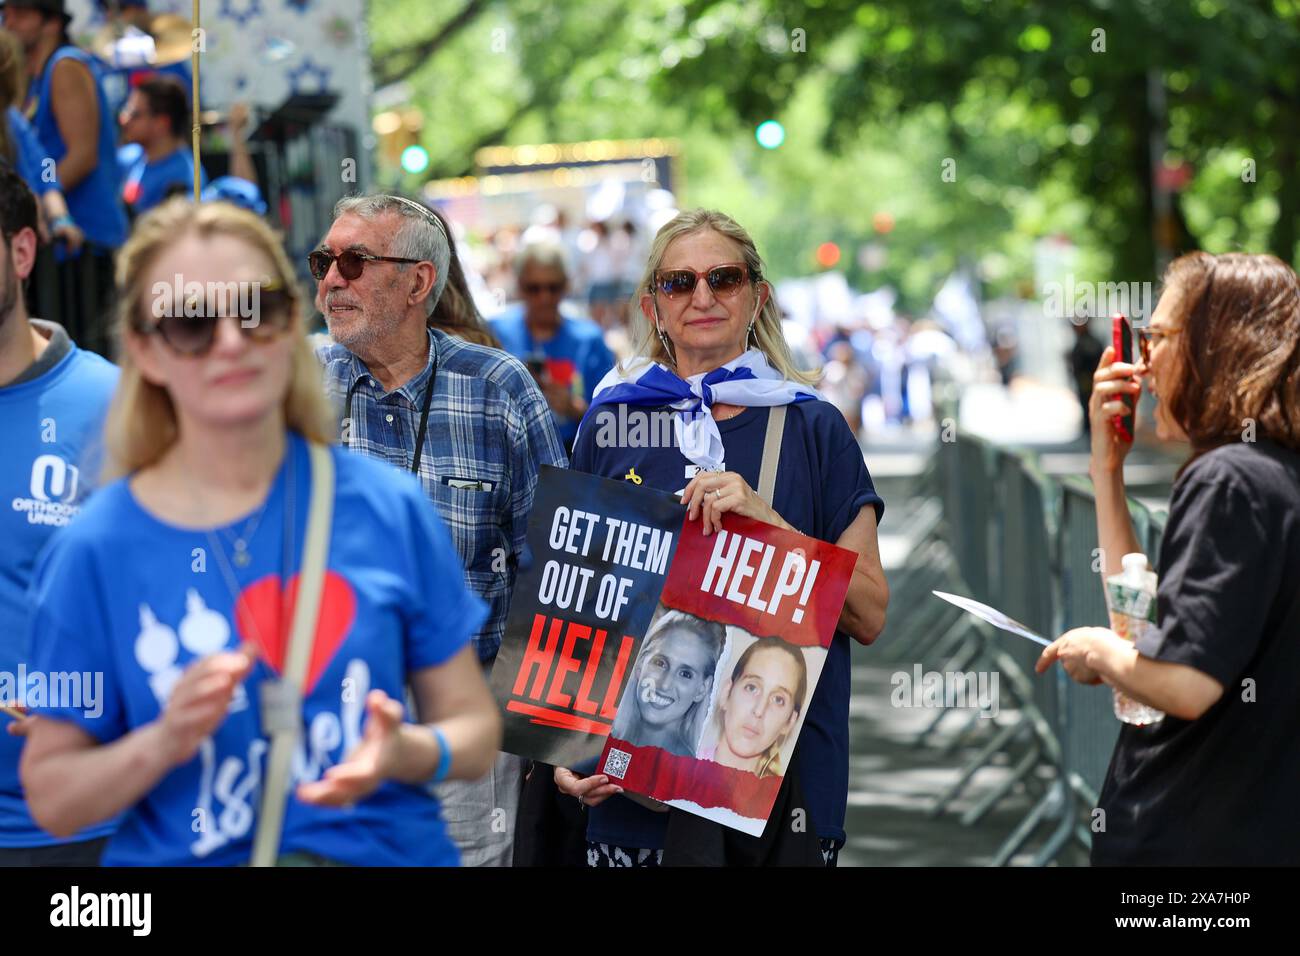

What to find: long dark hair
left=1160, top=252, right=1300, bottom=467
left=713, top=636, right=808, bottom=779
left=427, top=206, right=501, bottom=349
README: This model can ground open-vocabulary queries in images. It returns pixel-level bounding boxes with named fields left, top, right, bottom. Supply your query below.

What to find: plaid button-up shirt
left=316, top=328, right=567, bottom=662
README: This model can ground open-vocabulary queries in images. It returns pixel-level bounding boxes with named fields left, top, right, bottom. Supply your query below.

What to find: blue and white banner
left=579, top=349, right=822, bottom=471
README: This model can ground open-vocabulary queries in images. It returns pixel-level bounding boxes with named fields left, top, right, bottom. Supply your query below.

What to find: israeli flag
left=578, top=349, right=821, bottom=471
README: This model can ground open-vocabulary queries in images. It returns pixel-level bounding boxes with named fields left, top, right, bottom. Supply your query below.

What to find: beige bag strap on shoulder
left=756, top=405, right=786, bottom=507
left=251, top=441, right=335, bottom=867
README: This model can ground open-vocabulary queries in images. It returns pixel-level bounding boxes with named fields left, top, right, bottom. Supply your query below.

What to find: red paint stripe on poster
left=506, top=700, right=613, bottom=735
left=602, top=738, right=782, bottom=819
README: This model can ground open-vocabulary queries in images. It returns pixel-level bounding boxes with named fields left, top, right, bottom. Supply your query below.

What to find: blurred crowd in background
left=446, top=200, right=1037, bottom=445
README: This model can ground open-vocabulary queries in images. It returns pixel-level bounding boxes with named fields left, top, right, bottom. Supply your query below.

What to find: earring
left=652, top=301, right=677, bottom=368
left=657, top=323, right=677, bottom=367
left=745, top=298, right=762, bottom=350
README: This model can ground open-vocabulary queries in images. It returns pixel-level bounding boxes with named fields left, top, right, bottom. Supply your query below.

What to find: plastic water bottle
left=1105, top=553, right=1165, bottom=726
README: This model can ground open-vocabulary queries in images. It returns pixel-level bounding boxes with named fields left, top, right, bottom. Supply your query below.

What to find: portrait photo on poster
left=603, top=600, right=829, bottom=834
left=598, top=513, right=854, bottom=835
left=610, top=607, right=727, bottom=758
left=695, top=628, right=825, bottom=783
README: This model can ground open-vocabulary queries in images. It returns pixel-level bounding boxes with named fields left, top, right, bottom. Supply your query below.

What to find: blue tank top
left=27, top=46, right=129, bottom=250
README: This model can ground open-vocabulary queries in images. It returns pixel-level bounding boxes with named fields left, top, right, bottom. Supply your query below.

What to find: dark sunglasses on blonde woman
left=653, top=263, right=754, bottom=300
left=134, top=287, right=294, bottom=357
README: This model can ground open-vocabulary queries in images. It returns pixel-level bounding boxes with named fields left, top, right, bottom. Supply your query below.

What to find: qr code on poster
left=603, top=748, right=631, bottom=779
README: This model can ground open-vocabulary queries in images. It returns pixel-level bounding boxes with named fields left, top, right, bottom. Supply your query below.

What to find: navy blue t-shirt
left=571, top=399, right=884, bottom=846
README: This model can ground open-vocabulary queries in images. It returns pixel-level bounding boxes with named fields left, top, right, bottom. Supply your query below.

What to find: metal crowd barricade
left=913, top=435, right=1171, bottom=864
left=992, top=449, right=1059, bottom=727
left=909, top=435, right=996, bottom=742
left=924, top=440, right=1060, bottom=834
left=910, top=435, right=997, bottom=682
left=878, top=437, right=970, bottom=666
left=1049, top=476, right=1167, bottom=857
left=976, top=449, right=1069, bottom=861
left=952, top=435, right=994, bottom=599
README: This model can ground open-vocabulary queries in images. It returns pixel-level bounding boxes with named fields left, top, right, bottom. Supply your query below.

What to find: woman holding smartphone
left=1037, top=252, right=1300, bottom=865
left=20, top=199, right=502, bottom=866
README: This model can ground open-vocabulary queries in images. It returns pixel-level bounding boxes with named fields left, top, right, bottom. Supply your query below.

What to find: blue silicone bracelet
left=431, top=725, right=452, bottom=783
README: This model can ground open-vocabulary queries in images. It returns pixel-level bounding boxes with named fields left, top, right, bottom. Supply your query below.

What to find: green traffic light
left=756, top=120, right=785, bottom=149
left=401, top=145, right=430, bottom=174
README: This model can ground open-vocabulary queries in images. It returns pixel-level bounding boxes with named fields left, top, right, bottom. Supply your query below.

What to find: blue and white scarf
left=577, top=349, right=822, bottom=471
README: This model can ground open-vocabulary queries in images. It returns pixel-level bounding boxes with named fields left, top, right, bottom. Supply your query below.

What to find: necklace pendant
left=232, top=543, right=251, bottom=568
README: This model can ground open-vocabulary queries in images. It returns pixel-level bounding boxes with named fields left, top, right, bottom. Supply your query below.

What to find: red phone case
left=1111, top=314, right=1135, bottom=443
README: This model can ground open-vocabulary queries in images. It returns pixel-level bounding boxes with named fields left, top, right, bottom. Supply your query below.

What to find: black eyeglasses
left=308, top=248, right=427, bottom=281
left=135, top=288, right=294, bottom=356
left=652, top=263, right=755, bottom=300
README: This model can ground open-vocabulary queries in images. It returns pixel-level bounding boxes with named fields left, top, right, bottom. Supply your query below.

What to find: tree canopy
left=369, top=0, right=1300, bottom=310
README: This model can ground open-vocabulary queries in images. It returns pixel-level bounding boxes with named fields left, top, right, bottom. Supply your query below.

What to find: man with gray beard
left=311, top=193, right=566, bottom=866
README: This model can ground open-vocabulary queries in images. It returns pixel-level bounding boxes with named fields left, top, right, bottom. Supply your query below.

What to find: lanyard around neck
left=342, top=336, right=438, bottom=475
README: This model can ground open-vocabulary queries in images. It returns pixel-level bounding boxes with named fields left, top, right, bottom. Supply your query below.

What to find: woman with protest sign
left=552, top=208, right=889, bottom=867
left=1038, top=251, right=1300, bottom=864
left=19, top=199, right=502, bottom=866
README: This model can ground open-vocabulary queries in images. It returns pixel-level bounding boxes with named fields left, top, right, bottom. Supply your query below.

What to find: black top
left=1093, top=439, right=1300, bottom=865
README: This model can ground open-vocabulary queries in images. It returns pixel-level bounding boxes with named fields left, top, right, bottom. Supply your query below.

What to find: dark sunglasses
left=521, top=281, right=565, bottom=296
left=652, top=263, right=753, bottom=300
left=135, top=289, right=294, bottom=357
left=307, top=248, right=425, bottom=281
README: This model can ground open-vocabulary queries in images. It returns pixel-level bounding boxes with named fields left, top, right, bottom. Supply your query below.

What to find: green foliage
left=369, top=0, right=1300, bottom=311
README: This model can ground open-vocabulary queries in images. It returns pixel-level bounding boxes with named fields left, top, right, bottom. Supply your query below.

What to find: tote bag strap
left=251, top=441, right=334, bottom=867
left=756, top=405, right=786, bottom=506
